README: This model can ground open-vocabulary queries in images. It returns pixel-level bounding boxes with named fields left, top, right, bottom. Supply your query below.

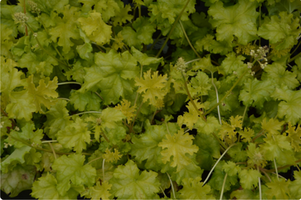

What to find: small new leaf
left=135, top=69, right=168, bottom=108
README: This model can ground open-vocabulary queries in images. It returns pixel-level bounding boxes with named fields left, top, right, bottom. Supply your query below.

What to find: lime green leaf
left=0, top=24, right=14, bottom=57
left=192, top=54, right=217, bottom=73
left=239, top=78, right=273, bottom=108
left=190, top=71, right=212, bottom=97
left=158, top=129, right=199, bottom=172
left=121, top=17, right=156, bottom=49
left=289, top=171, right=301, bottom=198
left=247, top=143, right=267, bottom=168
left=135, top=69, right=168, bottom=108
left=100, top=107, right=125, bottom=129
left=1, top=165, right=36, bottom=198
left=110, top=160, right=160, bottom=199
left=52, top=154, right=96, bottom=194
left=26, top=75, right=58, bottom=112
left=261, top=117, right=284, bottom=136
left=265, top=177, right=291, bottom=199
left=223, top=161, right=241, bottom=176
left=76, top=43, right=92, bottom=60
left=18, top=50, right=57, bottom=76
left=78, top=11, right=112, bottom=45
left=30, top=0, right=69, bottom=14
left=102, top=148, right=122, bottom=163
left=258, top=12, right=301, bottom=50
left=286, top=123, right=301, bottom=152
left=177, top=100, right=204, bottom=130
left=195, top=115, right=221, bottom=135
left=24, top=148, right=42, bottom=168
left=219, top=115, right=243, bottom=139
left=130, top=122, right=179, bottom=171
left=44, top=99, right=70, bottom=139
left=0, top=116, right=12, bottom=138
left=65, top=60, right=86, bottom=83
left=31, top=173, right=78, bottom=200
left=261, top=134, right=295, bottom=166
left=292, top=57, right=301, bottom=82
left=81, top=50, right=139, bottom=105
left=115, top=99, right=136, bottom=123
left=49, top=5, right=80, bottom=54
left=171, top=162, right=203, bottom=185
left=0, top=146, right=31, bottom=173
left=102, top=126, right=126, bottom=146
left=94, top=0, right=121, bottom=22
left=262, top=62, right=299, bottom=89
left=131, top=47, right=163, bottom=66
left=238, top=127, right=255, bottom=143
left=0, top=56, right=25, bottom=105
left=195, top=132, right=220, bottom=170
left=57, top=117, right=91, bottom=153
left=208, top=0, right=258, bottom=44
left=8, top=122, right=43, bottom=148
left=227, top=143, right=248, bottom=162
left=276, top=89, right=301, bottom=125
left=238, top=169, right=261, bottom=189
left=5, top=90, right=36, bottom=121
left=219, top=53, right=246, bottom=76
left=149, top=0, right=196, bottom=24
left=89, top=181, right=112, bottom=200
left=195, top=34, right=233, bottom=55
left=208, top=161, right=238, bottom=192
left=112, top=4, right=133, bottom=26
left=179, top=177, right=215, bottom=199
left=230, top=189, right=257, bottom=199
left=69, top=90, right=101, bottom=111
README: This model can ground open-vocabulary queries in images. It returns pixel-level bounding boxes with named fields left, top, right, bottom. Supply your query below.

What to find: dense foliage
left=1, top=0, right=301, bottom=199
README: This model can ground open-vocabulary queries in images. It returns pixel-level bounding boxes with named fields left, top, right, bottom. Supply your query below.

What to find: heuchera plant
left=1, top=0, right=301, bottom=199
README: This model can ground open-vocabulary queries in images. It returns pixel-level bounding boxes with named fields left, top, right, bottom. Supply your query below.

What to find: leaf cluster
left=1, top=0, right=301, bottom=199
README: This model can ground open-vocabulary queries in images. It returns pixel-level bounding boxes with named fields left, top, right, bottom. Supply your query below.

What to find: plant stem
left=179, top=20, right=200, bottom=58
left=103, top=158, right=106, bottom=181
left=211, top=132, right=227, bottom=151
left=252, top=130, right=264, bottom=142
left=48, top=142, right=57, bottom=159
left=100, top=130, right=110, bottom=143
left=131, top=101, right=144, bottom=132
left=205, top=69, right=248, bottom=115
left=87, top=156, right=103, bottom=166
left=274, top=158, right=279, bottom=181
left=242, top=104, right=248, bottom=126
left=149, top=33, right=162, bottom=51
left=23, top=0, right=28, bottom=36
left=57, top=82, right=81, bottom=86
left=156, top=0, right=191, bottom=57
left=94, top=91, right=104, bottom=100
left=290, top=40, right=301, bottom=56
left=41, top=140, right=58, bottom=143
left=220, top=173, right=227, bottom=200
left=265, top=159, right=301, bottom=173
left=181, top=72, right=207, bottom=122
left=258, top=168, right=262, bottom=200
left=167, top=173, right=176, bottom=199
left=259, top=166, right=272, bottom=182
left=71, top=111, right=102, bottom=116
left=288, top=51, right=301, bottom=63
left=211, top=72, right=222, bottom=125
left=203, top=143, right=236, bottom=186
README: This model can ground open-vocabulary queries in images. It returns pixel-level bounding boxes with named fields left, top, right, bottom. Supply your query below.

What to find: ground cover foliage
left=1, top=0, right=301, bottom=199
